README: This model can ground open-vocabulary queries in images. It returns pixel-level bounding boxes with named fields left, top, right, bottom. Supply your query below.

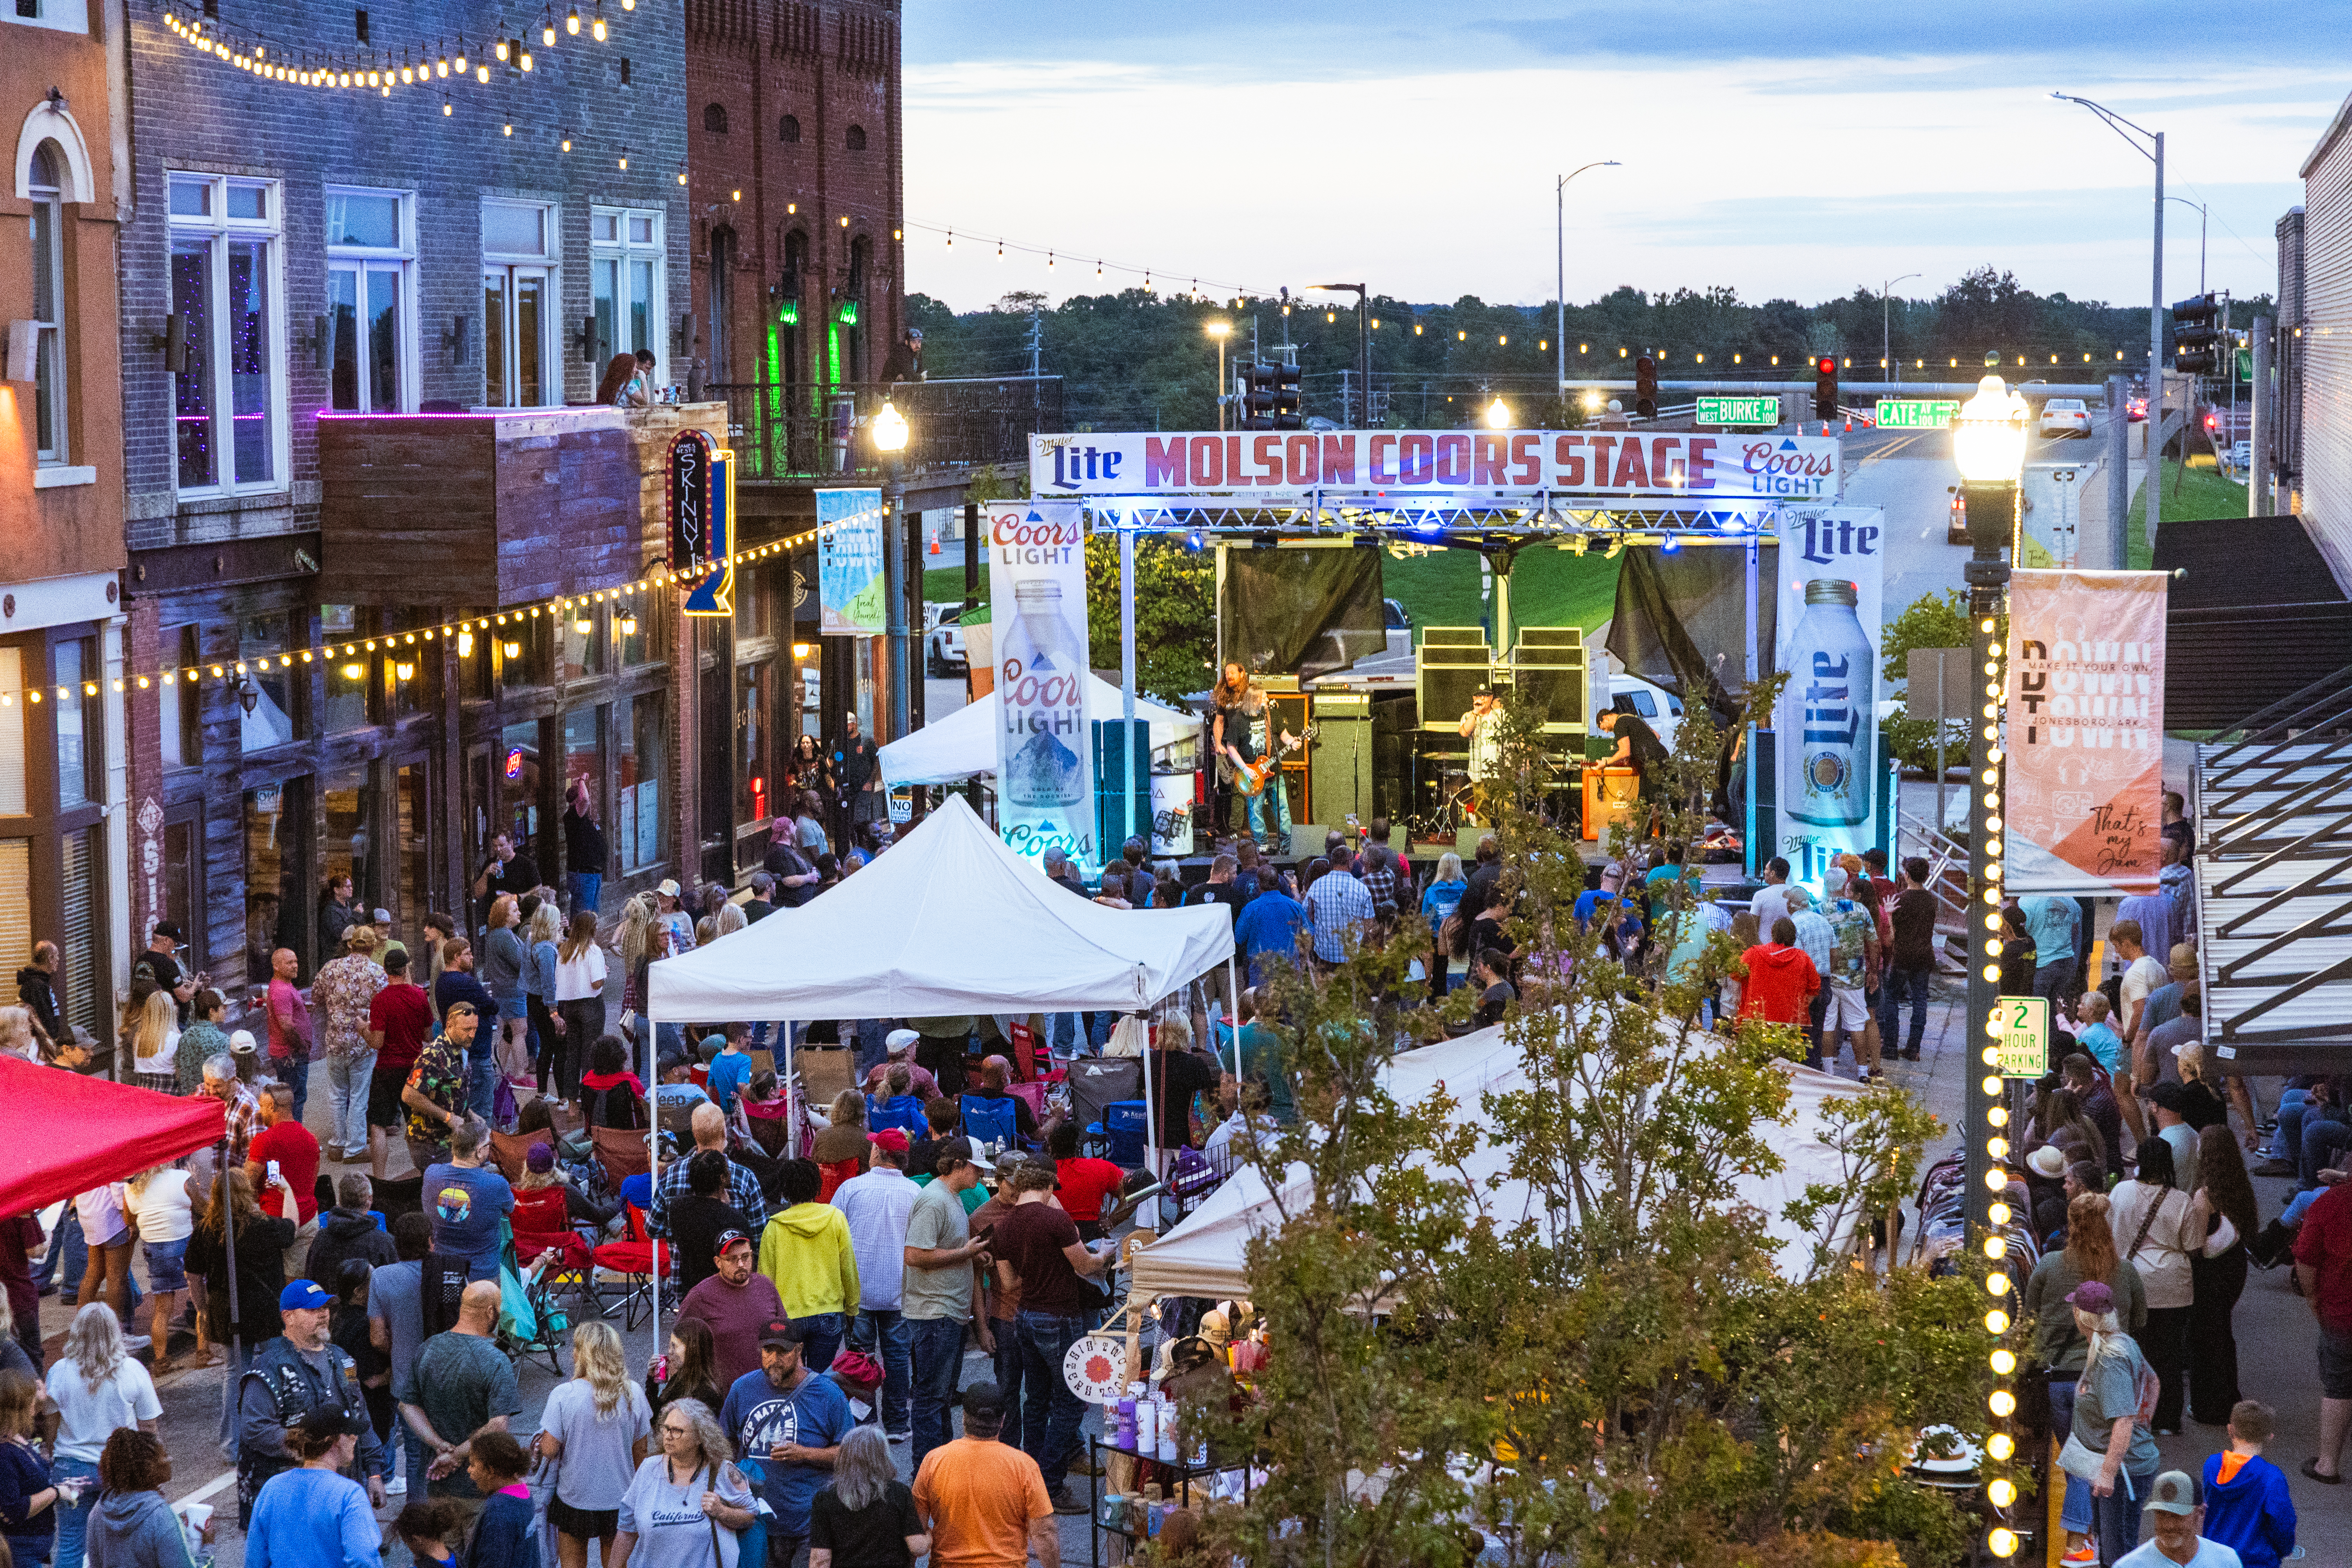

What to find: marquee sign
left=668, top=429, right=736, bottom=618
left=1030, top=429, right=1842, bottom=504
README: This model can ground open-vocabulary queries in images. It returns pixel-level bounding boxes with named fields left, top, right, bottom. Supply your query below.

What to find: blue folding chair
left=866, top=1095, right=927, bottom=1137
left=959, top=1094, right=1019, bottom=1150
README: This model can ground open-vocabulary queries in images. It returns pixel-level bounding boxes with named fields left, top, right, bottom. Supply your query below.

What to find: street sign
left=1994, top=994, right=2050, bottom=1078
left=1695, top=394, right=1779, bottom=426
left=1874, top=399, right=1961, bottom=431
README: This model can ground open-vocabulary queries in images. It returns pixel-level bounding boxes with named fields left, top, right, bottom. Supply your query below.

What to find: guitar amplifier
left=1310, top=696, right=1372, bottom=824
left=1515, top=626, right=1583, bottom=650
left=1420, top=626, right=1490, bottom=653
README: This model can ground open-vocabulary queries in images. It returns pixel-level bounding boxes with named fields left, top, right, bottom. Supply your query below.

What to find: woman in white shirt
left=44, top=1302, right=162, bottom=1567
left=127, top=991, right=179, bottom=1094
left=553, top=911, right=609, bottom=1110
left=125, top=1164, right=198, bottom=1374
left=2107, top=1136, right=2232, bottom=1435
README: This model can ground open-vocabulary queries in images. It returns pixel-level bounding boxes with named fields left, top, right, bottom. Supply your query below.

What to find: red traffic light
left=1815, top=356, right=1837, bottom=376
left=2203, top=413, right=2218, bottom=430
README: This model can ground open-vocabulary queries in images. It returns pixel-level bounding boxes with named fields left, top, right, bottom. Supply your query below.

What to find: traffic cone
left=1844, top=416, right=1853, bottom=433
left=928, top=537, right=941, bottom=555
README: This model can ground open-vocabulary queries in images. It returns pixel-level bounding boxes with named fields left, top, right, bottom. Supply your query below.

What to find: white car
left=2038, top=398, right=2092, bottom=439
left=923, top=603, right=967, bottom=676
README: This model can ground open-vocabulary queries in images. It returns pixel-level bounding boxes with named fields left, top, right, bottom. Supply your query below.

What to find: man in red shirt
left=1045, top=1122, right=1125, bottom=1243
left=2291, top=1178, right=2352, bottom=1482
left=364, top=944, right=434, bottom=1181
left=244, top=1081, right=322, bottom=1278
left=1736, top=916, right=1821, bottom=1041
left=264, top=946, right=315, bottom=1125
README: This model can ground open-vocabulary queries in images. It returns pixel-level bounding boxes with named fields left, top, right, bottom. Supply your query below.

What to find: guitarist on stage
left=1213, top=663, right=1296, bottom=852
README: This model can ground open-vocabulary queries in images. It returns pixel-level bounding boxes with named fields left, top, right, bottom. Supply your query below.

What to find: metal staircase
left=2193, top=664, right=2352, bottom=1074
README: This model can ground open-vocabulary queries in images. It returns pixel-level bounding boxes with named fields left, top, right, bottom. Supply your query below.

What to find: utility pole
left=2251, top=316, right=2272, bottom=516
left=2151, top=130, right=2165, bottom=549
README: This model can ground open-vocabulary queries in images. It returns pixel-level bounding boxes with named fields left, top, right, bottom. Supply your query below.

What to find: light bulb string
left=27, top=520, right=851, bottom=706
left=157, top=0, right=621, bottom=87
left=902, top=220, right=1265, bottom=301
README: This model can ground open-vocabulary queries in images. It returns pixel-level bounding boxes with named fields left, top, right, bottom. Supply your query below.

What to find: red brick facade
left=684, top=0, right=905, bottom=388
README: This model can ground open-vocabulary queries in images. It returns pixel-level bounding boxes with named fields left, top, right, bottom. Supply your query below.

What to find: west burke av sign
left=1031, top=430, right=1842, bottom=503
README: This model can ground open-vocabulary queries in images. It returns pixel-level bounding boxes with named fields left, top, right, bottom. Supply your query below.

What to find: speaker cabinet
left=1310, top=695, right=1372, bottom=825
left=1417, top=661, right=1495, bottom=733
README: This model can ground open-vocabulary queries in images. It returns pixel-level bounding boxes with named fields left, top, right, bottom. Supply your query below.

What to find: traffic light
left=1633, top=355, right=1659, bottom=420
left=1241, top=364, right=1277, bottom=430
left=1272, top=362, right=1302, bottom=429
left=1813, top=355, right=1839, bottom=421
left=2171, top=294, right=2220, bottom=376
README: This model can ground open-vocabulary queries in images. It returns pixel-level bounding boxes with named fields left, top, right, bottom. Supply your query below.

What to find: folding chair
left=817, top=1156, right=863, bottom=1203
left=958, top=1094, right=1019, bottom=1151
left=591, top=1126, right=652, bottom=1192
left=495, top=1220, right=570, bottom=1379
left=488, top=1129, right=541, bottom=1184
left=589, top=1201, right=671, bottom=1330
left=865, top=1096, right=926, bottom=1137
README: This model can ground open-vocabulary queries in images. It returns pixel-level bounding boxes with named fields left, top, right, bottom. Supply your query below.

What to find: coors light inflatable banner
left=987, top=501, right=1096, bottom=868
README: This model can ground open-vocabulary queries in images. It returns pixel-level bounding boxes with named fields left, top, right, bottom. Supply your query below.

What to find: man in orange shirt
left=912, top=1381, right=1057, bottom=1568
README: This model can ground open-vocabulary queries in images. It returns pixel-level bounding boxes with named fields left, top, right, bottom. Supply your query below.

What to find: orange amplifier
left=1581, top=767, right=1641, bottom=842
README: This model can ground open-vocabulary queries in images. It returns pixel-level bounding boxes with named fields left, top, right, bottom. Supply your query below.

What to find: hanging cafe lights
left=156, top=0, right=619, bottom=94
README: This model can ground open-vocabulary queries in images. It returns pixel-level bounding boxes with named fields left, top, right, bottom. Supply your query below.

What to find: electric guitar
left=1232, top=726, right=1315, bottom=797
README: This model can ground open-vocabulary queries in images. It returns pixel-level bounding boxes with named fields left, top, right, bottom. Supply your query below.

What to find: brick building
left=115, top=0, right=700, bottom=1003
left=4, top=0, right=131, bottom=1053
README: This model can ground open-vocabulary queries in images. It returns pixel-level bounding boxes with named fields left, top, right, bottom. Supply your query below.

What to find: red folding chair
left=589, top=1202, right=671, bottom=1330
left=817, top=1156, right=862, bottom=1203
left=511, top=1184, right=593, bottom=1274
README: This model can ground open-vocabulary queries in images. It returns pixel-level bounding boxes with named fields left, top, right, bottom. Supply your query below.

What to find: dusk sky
left=901, top=1, right=2342, bottom=314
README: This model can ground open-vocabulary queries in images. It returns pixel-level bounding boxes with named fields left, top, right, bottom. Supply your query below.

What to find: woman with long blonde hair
left=127, top=989, right=180, bottom=1093
left=45, top=1303, right=161, bottom=1566
left=617, top=893, right=659, bottom=1044
left=481, top=892, right=531, bottom=1084
left=537, top=1318, right=655, bottom=1568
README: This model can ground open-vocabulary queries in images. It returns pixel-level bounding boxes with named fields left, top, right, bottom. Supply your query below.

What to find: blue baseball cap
left=279, top=1279, right=332, bottom=1312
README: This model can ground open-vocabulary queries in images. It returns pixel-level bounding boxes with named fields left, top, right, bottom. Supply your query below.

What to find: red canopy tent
left=0, top=1058, right=225, bottom=1217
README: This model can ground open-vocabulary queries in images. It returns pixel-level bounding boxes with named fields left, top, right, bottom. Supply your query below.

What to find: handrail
left=2203, top=662, right=2352, bottom=762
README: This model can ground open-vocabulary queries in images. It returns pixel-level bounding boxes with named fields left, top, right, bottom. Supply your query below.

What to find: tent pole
left=216, top=1142, right=236, bottom=1363
left=1144, top=1036, right=1159, bottom=1179
left=646, top=1001, right=660, bottom=1345
left=784, top=1024, right=796, bottom=1160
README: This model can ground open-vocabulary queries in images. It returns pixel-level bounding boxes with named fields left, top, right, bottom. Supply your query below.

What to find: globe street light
left=1883, top=272, right=1920, bottom=382
left=1557, top=162, right=1622, bottom=396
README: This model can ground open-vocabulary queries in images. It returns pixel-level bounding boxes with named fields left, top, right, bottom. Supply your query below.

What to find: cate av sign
left=1031, top=430, right=1842, bottom=503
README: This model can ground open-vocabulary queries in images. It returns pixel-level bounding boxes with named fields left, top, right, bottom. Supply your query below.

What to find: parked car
left=923, top=603, right=967, bottom=676
left=2038, top=397, right=2092, bottom=439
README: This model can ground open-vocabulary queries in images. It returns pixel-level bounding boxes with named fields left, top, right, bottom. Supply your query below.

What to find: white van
left=1596, top=675, right=1683, bottom=752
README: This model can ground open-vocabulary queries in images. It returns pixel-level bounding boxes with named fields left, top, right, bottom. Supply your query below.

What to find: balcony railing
left=708, top=376, right=1062, bottom=482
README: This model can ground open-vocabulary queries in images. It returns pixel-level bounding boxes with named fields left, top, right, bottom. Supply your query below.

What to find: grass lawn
left=2126, top=457, right=2247, bottom=569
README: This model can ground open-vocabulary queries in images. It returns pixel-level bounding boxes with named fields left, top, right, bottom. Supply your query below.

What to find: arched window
left=702, top=102, right=729, bottom=133
left=844, top=124, right=866, bottom=151
left=779, top=114, right=801, bottom=144
left=27, top=143, right=66, bottom=463
left=708, top=225, right=736, bottom=381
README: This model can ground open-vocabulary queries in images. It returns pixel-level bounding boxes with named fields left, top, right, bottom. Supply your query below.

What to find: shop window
left=562, top=706, right=601, bottom=820
left=559, top=604, right=604, bottom=681
left=160, top=626, right=203, bottom=770
left=322, top=605, right=372, bottom=732
left=28, top=143, right=67, bottom=463
left=0, top=649, right=24, bottom=814
left=617, top=595, right=655, bottom=667
left=240, top=613, right=298, bottom=751
left=321, top=764, right=375, bottom=910
left=615, top=693, right=662, bottom=871
left=243, top=781, right=299, bottom=981
left=736, top=662, right=768, bottom=825
left=395, top=762, right=428, bottom=930
left=58, top=826, right=98, bottom=1039
left=0, top=841, right=29, bottom=982
left=53, top=639, right=94, bottom=810
left=483, top=199, right=557, bottom=409
left=498, top=615, right=548, bottom=691
left=383, top=611, right=430, bottom=719
left=325, top=187, right=416, bottom=413
left=591, top=207, right=665, bottom=365
left=162, top=818, right=200, bottom=975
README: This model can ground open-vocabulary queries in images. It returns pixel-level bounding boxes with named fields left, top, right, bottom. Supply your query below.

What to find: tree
left=1879, top=590, right=1982, bottom=776
left=1199, top=692, right=1982, bottom=1568
left=1082, top=533, right=1214, bottom=702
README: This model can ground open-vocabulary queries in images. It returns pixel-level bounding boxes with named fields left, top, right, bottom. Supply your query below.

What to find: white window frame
left=27, top=150, right=64, bottom=464
left=167, top=172, right=289, bottom=500
left=589, top=206, right=666, bottom=371
left=481, top=198, right=560, bottom=409
left=324, top=185, right=418, bottom=414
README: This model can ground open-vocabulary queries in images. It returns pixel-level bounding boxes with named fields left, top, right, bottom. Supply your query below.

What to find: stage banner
left=988, top=501, right=1096, bottom=867
left=817, top=488, right=885, bottom=635
left=1032, top=429, right=1841, bottom=503
left=1772, top=507, right=1885, bottom=887
left=2004, top=569, right=2167, bottom=897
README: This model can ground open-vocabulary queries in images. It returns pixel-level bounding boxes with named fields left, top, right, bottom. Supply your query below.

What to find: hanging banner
left=2004, top=569, right=2167, bottom=896
left=989, top=500, right=1096, bottom=868
left=1772, top=506, right=1886, bottom=888
left=817, top=488, right=886, bottom=636
left=1032, top=429, right=1842, bottom=503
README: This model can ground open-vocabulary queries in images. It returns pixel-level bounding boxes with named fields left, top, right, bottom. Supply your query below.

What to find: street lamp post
left=1556, top=162, right=1621, bottom=400
left=871, top=399, right=911, bottom=744
left=1883, top=272, right=1920, bottom=382
left=2165, top=196, right=2208, bottom=295
left=2054, top=92, right=2164, bottom=547
left=1952, top=372, right=2029, bottom=1566
left=1205, top=320, right=1232, bottom=432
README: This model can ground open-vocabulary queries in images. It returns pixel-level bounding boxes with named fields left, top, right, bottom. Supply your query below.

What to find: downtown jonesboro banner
left=1773, top=507, right=1886, bottom=887
left=1031, top=430, right=1843, bottom=503
left=988, top=501, right=1096, bottom=867
left=817, top=488, right=886, bottom=636
left=2003, top=569, right=2167, bottom=897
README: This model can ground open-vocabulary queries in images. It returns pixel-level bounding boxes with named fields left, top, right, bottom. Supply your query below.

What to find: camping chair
left=591, top=1126, right=652, bottom=1191
left=495, top=1220, right=569, bottom=1379
left=488, top=1129, right=541, bottom=1184
left=742, top=1094, right=790, bottom=1161
left=590, top=1198, right=671, bottom=1330
left=817, top=1156, right=862, bottom=1204
left=1067, top=1056, right=1143, bottom=1157
left=1007, top=1081, right=1050, bottom=1131
left=958, top=1094, right=1020, bottom=1151
left=866, top=1096, right=926, bottom=1138
left=510, top=1184, right=594, bottom=1274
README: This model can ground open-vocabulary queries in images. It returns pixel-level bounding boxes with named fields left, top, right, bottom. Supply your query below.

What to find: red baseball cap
left=714, top=1229, right=753, bottom=1256
left=867, top=1128, right=911, bottom=1153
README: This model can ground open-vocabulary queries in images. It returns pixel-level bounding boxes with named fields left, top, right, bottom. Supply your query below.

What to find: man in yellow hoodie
left=756, top=1156, right=860, bottom=1372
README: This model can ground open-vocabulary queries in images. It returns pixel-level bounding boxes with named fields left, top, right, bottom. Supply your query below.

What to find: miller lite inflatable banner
left=987, top=501, right=1096, bottom=869
left=2003, top=570, right=2167, bottom=897
left=1773, top=506, right=1885, bottom=887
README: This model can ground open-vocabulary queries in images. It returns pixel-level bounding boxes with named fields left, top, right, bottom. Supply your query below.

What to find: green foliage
left=1081, top=534, right=1215, bottom=702
left=2125, top=459, right=2249, bottom=570
left=1206, top=686, right=1982, bottom=1568
left=1878, top=591, right=1976, bottom=774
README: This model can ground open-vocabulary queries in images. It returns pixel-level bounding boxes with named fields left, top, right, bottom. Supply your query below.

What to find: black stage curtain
left=1220, top=548, right=1386, bottom=679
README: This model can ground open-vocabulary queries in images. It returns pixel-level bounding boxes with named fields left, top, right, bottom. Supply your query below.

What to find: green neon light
left=778, top=298, right=799, bottom=327
left=837, top=300, right=859, bottom=327
left=826, top=323, right=841, bottom=387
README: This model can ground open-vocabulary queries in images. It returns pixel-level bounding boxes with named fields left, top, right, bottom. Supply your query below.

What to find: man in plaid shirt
left=648, top=1100, right=769, bottom=1237
left=1305, top=846, right=1376, bottom=964
left=1356, top=821, right=1405, bottom=918
left=198, top=1053, right=264, bottom=1163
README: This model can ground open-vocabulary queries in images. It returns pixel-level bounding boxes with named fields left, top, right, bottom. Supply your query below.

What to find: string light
left=565, top=5, right=582, bottom=35
left=542, top=8, right=558, bottom=45
left=592, top=2, right=608, bottom=40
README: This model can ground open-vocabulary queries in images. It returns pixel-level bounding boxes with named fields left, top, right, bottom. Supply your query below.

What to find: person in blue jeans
left=992, top=1160, right=1111, bottom=1507
left=432, top=943, right=503, bottom=1122
left=900, top=1142, right=989, bottom=1468
left=2067, top=1280, right=2161, bottom=1568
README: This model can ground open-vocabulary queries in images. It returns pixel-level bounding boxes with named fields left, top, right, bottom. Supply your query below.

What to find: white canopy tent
left=1129, top=1025, right=1874, bottom=1301
left=877, top=673, right=1199, bottom=787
